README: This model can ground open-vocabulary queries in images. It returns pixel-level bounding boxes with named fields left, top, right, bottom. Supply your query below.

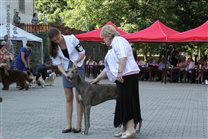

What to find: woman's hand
left=90, top=78, right=99, bottom=84
left=116, top=72, right=124, bottom=83
left=64, top=72, right=72, bottom=82
left=72, top=61, right=78, bottom=69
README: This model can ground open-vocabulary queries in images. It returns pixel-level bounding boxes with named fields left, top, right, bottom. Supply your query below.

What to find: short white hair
left=100, top=25, right=120, bottom=38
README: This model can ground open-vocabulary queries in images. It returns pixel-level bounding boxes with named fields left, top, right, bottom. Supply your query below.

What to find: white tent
left=0, top=24, right=44, bottom=63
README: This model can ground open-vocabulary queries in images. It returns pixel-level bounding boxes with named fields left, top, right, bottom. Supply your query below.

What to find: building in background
left=0, top=0, right=34, bottom=24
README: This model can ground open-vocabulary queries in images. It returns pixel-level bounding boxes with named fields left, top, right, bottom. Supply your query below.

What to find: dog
left=66, top=68, right=117, bottom=135
left=29, top=72, right=56, bottom=88
left=45, top=72, right=56, bottom=86
left=27, top=71, right=45, bottom=88
left=30, top=74, right=45, bottom=88
left=0, top=64, right=32, bottom=90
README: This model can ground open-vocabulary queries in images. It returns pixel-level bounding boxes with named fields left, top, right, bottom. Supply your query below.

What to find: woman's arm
left=20, top=52, right=28, bottom=68
left=57, top=64, right=67, bottom=77
left=118, top=57, right=127, bottom=73
left=116, top=57, right=127, bottom=83
left=27, top=56, right=30, bottom=68
left=75, top=53, right=85, bottom=63
left=91, top=68, right=107, bottom=84
left=73, top=53, right=85, bottom=69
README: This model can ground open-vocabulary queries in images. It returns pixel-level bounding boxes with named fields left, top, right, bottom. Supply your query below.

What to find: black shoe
left=62, top=128, right=72, bottom=133
left=72, top=128, right=81, bottom=133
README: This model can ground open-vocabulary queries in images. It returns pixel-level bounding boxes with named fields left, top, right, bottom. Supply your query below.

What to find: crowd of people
left=134, top=46, right=208, bottom=84
left=85, top=56, right=104, bottom=78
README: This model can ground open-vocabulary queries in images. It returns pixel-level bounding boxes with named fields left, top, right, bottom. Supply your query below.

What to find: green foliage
left=33, top=32, right=50, bottom=62
left=35, top=0, right=67, bottom=24
left=35, top=0, right=208, bottom=59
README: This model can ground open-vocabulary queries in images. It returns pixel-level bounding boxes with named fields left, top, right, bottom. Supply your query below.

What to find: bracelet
left=118, top=71, right=123, bottom=73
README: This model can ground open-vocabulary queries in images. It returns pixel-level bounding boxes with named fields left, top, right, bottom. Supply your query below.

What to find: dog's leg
left=83, top=106, right=91, bottom=135
left=2, top=81, right=9, bottom=90
left=23, top=81, right=29, bottom=90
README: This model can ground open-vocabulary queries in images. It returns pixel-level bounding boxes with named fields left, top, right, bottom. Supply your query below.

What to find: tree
left=35, top=0, right=67, bottom=24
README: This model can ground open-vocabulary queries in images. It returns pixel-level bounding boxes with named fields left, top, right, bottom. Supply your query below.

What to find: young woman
left=48, top=28, right=85, bottom=133
left=91, top=25, right=142, bottom=139
left=11, top=42, right=33, bottom=72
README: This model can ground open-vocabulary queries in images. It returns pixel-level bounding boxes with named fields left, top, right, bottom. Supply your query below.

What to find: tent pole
left=164, top=44, right=168, bottom=84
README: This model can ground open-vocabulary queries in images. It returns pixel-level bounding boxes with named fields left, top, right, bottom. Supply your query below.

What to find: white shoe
left=120, top=131, right=136, bottom=139
left=114, top=131, right=123, bottom=137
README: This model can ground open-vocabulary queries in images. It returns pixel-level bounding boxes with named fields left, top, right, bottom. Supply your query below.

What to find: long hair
left=48, top=27, right=60, bottom=58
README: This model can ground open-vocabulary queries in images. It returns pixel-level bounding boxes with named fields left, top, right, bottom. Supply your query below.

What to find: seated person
left=0, top=41, right=13, bottom=65
left=136, top=57, right=145, bottom=68
left=185, top=57, right=195, bottom=83
left=85, top=56, right=97, bottom=77
left=156, top=57, right=165, bottom=81
left=98, top=59, right=105, bottom=72
left=147, top=57, right=155, bottom=66
left=196, top=57, right=207, bottom=83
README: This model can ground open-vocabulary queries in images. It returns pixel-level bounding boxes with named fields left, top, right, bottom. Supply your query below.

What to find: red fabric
left=169, top=21, right=208, bottom=42
left=75, top=21, right=128, bottom=42
left=122, top=20, right=179, bottom=42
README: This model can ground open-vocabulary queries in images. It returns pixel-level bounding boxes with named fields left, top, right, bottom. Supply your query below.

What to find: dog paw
left=83, top=130, right=88, bottom=135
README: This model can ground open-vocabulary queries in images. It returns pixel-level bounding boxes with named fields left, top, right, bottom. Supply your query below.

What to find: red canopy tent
left=169, top=21, right=208, bottom=42
left=75, top=21, right=128, bottom=42
left=122, top=20, right=179, bottom=42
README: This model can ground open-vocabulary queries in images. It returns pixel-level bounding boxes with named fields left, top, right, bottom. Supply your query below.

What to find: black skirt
left=114, top=74, right=142, bottom=128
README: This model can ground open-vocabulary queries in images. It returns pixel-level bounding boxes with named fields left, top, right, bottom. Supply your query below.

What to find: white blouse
left=104, top=36, right=140, bottom=82
left=51, top=35, right=85, bottom=71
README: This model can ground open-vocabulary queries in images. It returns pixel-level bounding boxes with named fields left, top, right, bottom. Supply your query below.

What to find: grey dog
left=66, top=68, right=117, bottom=135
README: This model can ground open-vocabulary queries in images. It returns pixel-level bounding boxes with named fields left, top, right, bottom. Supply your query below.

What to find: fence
left=23, top=24, right=49, bottom=33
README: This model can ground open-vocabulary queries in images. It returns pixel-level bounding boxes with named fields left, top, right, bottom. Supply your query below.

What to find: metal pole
left=164, top=44, right=168, bottom=84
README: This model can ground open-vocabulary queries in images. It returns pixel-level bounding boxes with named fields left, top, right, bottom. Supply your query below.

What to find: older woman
left=91, top=25, right=142, bottom=138
left=48, top=28, right=85, bottom=133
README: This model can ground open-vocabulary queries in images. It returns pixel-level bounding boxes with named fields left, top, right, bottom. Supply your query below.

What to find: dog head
left=66, top=68, right=80, bottom=82
left=0, top=63, right=9, bottom=76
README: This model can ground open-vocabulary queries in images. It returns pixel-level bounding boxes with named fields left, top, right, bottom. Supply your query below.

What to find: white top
left=104, top=36, right=140, bottom=82
left=51, top=35, right=85, bottom=71
left=186, top=61, right=195, bottom=72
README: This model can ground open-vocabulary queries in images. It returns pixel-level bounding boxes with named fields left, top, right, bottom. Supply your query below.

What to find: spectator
left=156, top=57, right=166, bottom=81
left=185, top=57, right=195, bottom=83
left=13, top=11, right=21, bottom=27
left=136, top=57, right=145, bottom=68
left=167, top=45, right=179, bottom=67
left=11, top=42, right=34, bottom=72
left=98, top=59, right=104, bottom=65
left=86, top=56, right=97, bottom=65
left=0, top=41, right=12, bottom=64
left=4, top=34, right=14, bottom=55
left=196, top=57, right=207, bottom=83
left=86, top=56, right=97, bottom=77
left=31, top=13, right=39, bottom=25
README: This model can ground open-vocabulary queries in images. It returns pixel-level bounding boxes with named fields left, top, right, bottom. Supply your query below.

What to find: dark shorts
left=62, top=61, right=85, bottom=89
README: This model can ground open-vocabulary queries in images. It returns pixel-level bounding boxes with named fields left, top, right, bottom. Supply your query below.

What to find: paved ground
left=0, top=77, right=207, bottom=139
